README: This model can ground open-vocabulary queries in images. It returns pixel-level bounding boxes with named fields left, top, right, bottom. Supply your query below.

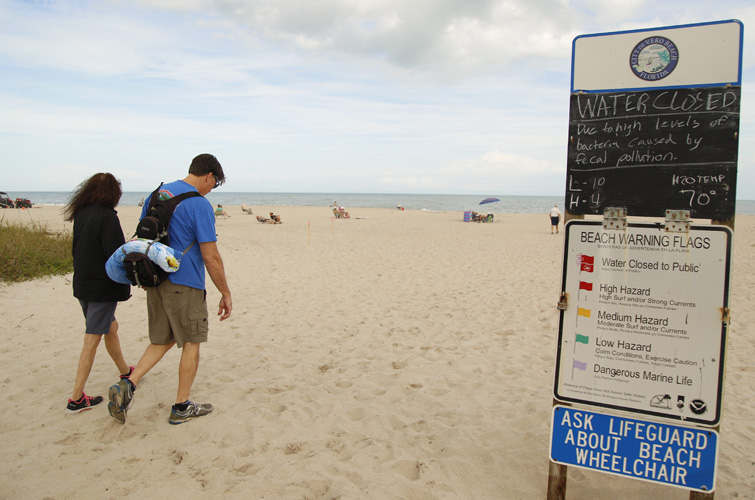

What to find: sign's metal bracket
left=603, top=207, right=627, bottom=230
left=665, top=209, right=691, bottom=233
left=557, top=292, right=568, bottom=311
left=722, top=307, right=731, bottom=326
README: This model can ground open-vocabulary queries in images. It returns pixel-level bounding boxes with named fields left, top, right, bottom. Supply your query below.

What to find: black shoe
left=119, top=365, right=135, bottom=380
left=65, top=392, right=103, bottom=414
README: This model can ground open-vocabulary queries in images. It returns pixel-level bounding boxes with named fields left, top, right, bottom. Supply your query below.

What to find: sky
left=1, top=0, right=754, bottom=197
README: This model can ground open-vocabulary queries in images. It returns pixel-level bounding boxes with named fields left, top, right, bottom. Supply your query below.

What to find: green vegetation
left=0, top=218, right=73, bottom=283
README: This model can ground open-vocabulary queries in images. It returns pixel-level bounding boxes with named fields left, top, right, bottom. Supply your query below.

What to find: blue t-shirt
left=140, top=180, right=216, bottom=290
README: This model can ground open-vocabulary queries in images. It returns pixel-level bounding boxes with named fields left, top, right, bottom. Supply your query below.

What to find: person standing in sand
left=107, top=153, right=233, bottom=425
left=63, top=173, right=133, bottom=414
left=549, top=205, right=562, bottom=234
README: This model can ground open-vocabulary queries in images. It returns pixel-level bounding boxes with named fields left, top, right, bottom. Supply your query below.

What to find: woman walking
left=63, top=173, right=133, bottom=414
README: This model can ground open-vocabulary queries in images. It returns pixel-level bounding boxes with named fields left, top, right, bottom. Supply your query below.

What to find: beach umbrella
left=479, top=197, right=501, bottom=205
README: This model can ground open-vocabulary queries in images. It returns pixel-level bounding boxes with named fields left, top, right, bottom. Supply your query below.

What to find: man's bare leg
left=176, top=342, right=200, bottom=404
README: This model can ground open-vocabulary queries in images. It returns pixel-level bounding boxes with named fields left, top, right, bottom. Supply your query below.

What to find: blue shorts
left=79, top=300, right=117, bottom=335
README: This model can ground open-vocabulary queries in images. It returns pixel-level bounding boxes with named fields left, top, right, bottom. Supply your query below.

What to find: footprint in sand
left=233, top=462, right=262, bottom=475
left=391, top=459, right=425, bottom=480
left=283, top=442, right=303, bottom=455
left=169, top=449, right=186, bottom=464
left=53, top=433, right=84, bottom=446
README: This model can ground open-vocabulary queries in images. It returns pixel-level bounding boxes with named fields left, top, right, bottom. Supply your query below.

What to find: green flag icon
left=575, top=334, right=589, bottom=344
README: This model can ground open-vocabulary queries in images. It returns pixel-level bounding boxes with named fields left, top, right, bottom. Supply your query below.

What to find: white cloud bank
left=0, top=0, right=753, bottom=197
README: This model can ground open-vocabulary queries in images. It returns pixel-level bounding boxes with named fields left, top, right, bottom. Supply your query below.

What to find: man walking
left=549, top=205, right=562, bottom=234
left=108, top=153, right=232, bottom=425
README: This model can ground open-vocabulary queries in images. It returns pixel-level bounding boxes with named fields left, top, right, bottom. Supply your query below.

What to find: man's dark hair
left=189, top=153, right=225, bottom=187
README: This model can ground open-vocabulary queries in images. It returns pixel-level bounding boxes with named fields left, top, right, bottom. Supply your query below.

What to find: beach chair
left=256, top=215, right=270, bottom=223
left=241, top=203, right=253, bottom=215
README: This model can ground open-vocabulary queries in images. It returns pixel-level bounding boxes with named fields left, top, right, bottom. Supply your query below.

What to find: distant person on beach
left=107, top=153, right=233, bottom=425
left=62, top=173, right=133, bottom=414
left=549, top=205, right=562, bottom=234
left=215, top=204, right=230, bottom=218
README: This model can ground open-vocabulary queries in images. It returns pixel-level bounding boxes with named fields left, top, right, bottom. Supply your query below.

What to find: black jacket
left=72, top=204, right=130, bottom=302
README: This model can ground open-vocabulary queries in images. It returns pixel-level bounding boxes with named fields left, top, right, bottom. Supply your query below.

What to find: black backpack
left=123, top=184, right=201, bottom=288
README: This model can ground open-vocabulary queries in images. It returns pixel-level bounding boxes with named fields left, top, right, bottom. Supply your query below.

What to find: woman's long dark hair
left=63, top=173, right=122, bottom=221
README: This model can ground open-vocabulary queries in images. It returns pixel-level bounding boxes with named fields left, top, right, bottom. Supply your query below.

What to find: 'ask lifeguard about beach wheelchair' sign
left=550, top=406, right=719, bottom=492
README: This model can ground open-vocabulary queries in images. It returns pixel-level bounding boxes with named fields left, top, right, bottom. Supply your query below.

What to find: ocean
left=5, top=191, right=755, bottom=215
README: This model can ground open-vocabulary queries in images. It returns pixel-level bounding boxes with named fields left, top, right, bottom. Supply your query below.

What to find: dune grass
left=0, top=217, right=73, bottom=283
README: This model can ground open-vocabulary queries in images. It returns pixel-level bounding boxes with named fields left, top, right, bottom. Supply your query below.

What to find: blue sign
left=550, top=406, right=718, bottom=492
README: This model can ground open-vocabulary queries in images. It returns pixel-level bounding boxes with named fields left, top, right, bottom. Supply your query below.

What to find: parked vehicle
left=14, top=197, right=32, bottom=209
left=0, top=192, right=13, bottom=208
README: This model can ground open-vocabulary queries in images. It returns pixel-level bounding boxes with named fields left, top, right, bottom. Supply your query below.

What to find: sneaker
left=119, top=366, right=135, bottom=380
left=107, top=379, right=134, bottom=424
left=65, top=392, right=103, bottom=414
left=169, top=401, right=213, bottom=425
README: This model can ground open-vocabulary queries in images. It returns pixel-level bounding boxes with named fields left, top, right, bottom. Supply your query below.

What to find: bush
left=0, top=218, right=73, bottom=282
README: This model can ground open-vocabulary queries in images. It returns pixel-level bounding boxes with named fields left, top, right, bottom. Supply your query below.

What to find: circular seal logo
left=630, top=36, right=679, bottom=81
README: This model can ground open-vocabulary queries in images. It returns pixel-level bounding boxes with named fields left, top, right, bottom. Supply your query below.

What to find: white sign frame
left=553, top=221, right=732, bottom=426
left=572, top=19, right=743, bottom=92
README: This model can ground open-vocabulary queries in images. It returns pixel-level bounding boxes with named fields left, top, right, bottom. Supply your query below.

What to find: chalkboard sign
left=565, top=86, right=740, bottom=219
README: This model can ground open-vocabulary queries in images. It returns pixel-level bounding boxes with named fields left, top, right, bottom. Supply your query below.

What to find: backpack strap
left=138, top=184, right=203, bottom=243
left=181, top=240, right=197, bottom=255
left=157, top=191, right=202, bottom=243
left=148, top=187, right=202, bottom=215
left=161, top=190, right=202, bottom=208
left=145, top=182, right=165, bottom=212
left=131, top=183, right=165, bottom=240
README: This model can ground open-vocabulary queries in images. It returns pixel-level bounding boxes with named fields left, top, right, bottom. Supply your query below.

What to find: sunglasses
left=213, top=175, right=221, bottom=189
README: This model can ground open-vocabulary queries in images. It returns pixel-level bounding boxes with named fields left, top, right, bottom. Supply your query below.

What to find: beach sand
left=0, top=205, right=753, bottom=499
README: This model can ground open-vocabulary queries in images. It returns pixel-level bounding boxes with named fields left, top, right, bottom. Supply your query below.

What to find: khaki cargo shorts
left=146, top=280, right=208, bottom=348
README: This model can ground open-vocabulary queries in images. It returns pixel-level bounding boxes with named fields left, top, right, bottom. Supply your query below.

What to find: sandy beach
left=0, top=205, right=753, bottom=499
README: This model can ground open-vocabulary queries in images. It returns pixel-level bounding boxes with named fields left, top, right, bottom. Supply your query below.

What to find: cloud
left=1, top=0, right=754, bottom=198
left=124, top=0, right=583, bottom=80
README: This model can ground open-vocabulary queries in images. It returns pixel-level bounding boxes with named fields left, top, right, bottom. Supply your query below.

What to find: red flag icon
left=579, top=281, right=593, bottom=291
left=578, top=254, right=594, bottom=273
